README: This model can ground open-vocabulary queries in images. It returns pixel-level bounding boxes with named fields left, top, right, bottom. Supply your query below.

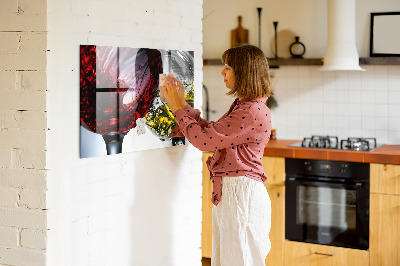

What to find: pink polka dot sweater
left=172, top=97, right=271, bottom=206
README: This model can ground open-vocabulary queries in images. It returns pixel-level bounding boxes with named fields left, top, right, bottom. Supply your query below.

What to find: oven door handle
left=287, top=177, right=364, bottom=189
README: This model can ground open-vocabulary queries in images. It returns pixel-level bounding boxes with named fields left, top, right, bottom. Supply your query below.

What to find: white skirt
left=212, top=176, right=271, bottom=266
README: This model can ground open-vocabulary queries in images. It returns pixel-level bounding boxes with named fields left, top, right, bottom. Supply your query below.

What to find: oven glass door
left=298, top=185, right=356, bottom=231
left=286, top=179, right=369, bottom=250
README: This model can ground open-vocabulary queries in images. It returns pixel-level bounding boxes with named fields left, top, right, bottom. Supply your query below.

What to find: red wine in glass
left=80, top=45, right=162, bottom=155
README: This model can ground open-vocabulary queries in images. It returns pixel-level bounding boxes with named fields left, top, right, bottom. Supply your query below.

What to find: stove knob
left=305, top=162, right=312, bottom=171
left=340, top=164, right=347, bottom=174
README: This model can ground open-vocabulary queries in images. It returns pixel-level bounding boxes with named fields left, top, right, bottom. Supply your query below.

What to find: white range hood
left=320, top=0, right=365, bottom=71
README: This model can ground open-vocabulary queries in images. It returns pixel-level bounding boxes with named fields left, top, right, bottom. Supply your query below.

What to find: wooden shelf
left=268, top=58, right=322, bottom=67
left=203, top=57, right=400, bottom=67
left=202, top=59, right=223, bottom=66
left=203, top=58, right=323, bottom=67
left=359, top=57, right=400, bottom=65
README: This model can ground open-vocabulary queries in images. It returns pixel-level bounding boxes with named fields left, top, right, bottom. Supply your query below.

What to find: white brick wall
left=0, top=247, right=46, bottom=266
left=0, top=0, right=48, bottom=265
left=0, top=169, right=47, bottom=189
left=21, top=229, right=47, bottom=250
left=2, top=0, right=203, bottom=264
left=46, top=1, right=203, bottom=266
left=0, top=187, right=19, bottom=208
left=0, top=227, right=19, bottom=247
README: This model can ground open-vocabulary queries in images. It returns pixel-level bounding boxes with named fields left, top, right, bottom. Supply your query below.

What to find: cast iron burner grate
left=340, top=137, right=377, bottom=151
left=301, top=135, right=339, bottom=149
left=297, top=136, right=378, bottom=151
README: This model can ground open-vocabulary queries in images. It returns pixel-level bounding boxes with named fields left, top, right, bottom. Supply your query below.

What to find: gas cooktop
left=289, top=135, right=382, bottom=151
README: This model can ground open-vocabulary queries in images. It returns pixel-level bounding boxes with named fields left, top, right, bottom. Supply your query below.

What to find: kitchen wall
left=46, top=0, right=203, bottom=265
left=204, top=0, right=400, bottom=58
left=271, top=65, right=400, bottom=144
left=0, top=0, right=48, bottom=265
left=1, top=0, right=203, bottom=265
left=204, top=65, right=400, bottom=144
left=203, top=0, right=400, bottom=144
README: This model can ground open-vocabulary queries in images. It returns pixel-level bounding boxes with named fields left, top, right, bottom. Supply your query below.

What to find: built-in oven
left=285, top=158, right=369, bottom=250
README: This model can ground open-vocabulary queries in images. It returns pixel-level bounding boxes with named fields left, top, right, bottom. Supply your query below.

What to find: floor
left=202, top=257, right=211, bottom=266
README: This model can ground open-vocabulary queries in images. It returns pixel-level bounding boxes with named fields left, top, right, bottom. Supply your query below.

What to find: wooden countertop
left=263, top=139, right=400, bottom=165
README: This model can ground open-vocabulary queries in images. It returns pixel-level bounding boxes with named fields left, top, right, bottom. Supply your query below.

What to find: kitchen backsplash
left=203, top=65, right=400, bottom=144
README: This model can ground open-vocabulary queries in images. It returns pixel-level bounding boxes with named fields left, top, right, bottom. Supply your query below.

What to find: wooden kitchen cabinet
left=261, top=156, right=285, bottom=186
left=201, top=154, right=286, bottom=265
left=202, top=152, right=213, bottom=258
left=370, top=163, right=400, bottom=195
left=370, top=163, right=400, bottom=266
left=264, top=184, right=285, bottom=266
left=262, top=156, right=285, bottom=266
left=370, top=193, right=400, bottom=266
left=284, top=241, right=369, bottom=266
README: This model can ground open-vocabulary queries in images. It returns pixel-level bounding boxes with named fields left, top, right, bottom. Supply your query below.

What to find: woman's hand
left=161, top=74, right=187, bottom=113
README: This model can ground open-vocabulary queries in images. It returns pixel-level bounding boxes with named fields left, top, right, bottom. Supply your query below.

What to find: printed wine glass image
left=80, top=45, right=194, bottom=158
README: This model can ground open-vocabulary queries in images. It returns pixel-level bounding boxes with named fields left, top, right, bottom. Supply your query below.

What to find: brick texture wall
left=0, top=0, right=48, bottom=265
left=1, top=0, right=203, bottom=265
left=46, top=0, right=203, bottom=266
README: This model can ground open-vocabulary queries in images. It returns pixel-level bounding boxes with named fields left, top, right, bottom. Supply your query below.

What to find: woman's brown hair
left=221, top=44, right=273, bottom=99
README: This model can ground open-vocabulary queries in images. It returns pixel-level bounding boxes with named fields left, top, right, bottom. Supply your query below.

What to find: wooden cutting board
left=231, top=16, right=249, bottom=48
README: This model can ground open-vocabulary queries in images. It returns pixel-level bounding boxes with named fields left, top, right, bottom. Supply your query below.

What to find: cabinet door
left=202, top=152, right=213, bottom=258
left=370, top=163, right=400, bottom=195
left=262, top=156, right=285, bottom=185
left=370, top=193, right=400, bottom=266
left=264, top=184, right=284, bottom=266
left=284, top=241, right=369, bottom=266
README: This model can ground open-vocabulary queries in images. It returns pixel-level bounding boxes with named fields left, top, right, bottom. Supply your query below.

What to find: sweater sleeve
left=169, top=104, right=211, bottom=137
left=173, top=106, right=257, bottom=152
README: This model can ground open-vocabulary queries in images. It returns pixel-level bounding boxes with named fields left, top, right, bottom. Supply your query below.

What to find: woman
left=161, top=44, right=273, bottom=266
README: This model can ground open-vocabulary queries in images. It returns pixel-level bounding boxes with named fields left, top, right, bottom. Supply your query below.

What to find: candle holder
left=273, top=21, right=279, bottom=58
left=257, top=8, right=262, bottom=48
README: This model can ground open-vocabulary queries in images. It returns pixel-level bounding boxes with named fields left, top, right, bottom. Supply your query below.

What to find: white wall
left=203, top=0, right=400, bottom=145
left=204, top=65, right=400, bottom=144
left=46, top=0, right=203, bottom=266
left=271, top=65, right=400, bottom=144
left=0, top=0, right=48, bottom=265
left=203, top=0, right=400, bottom=58
left=204, top=0, right=326, bottom=59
